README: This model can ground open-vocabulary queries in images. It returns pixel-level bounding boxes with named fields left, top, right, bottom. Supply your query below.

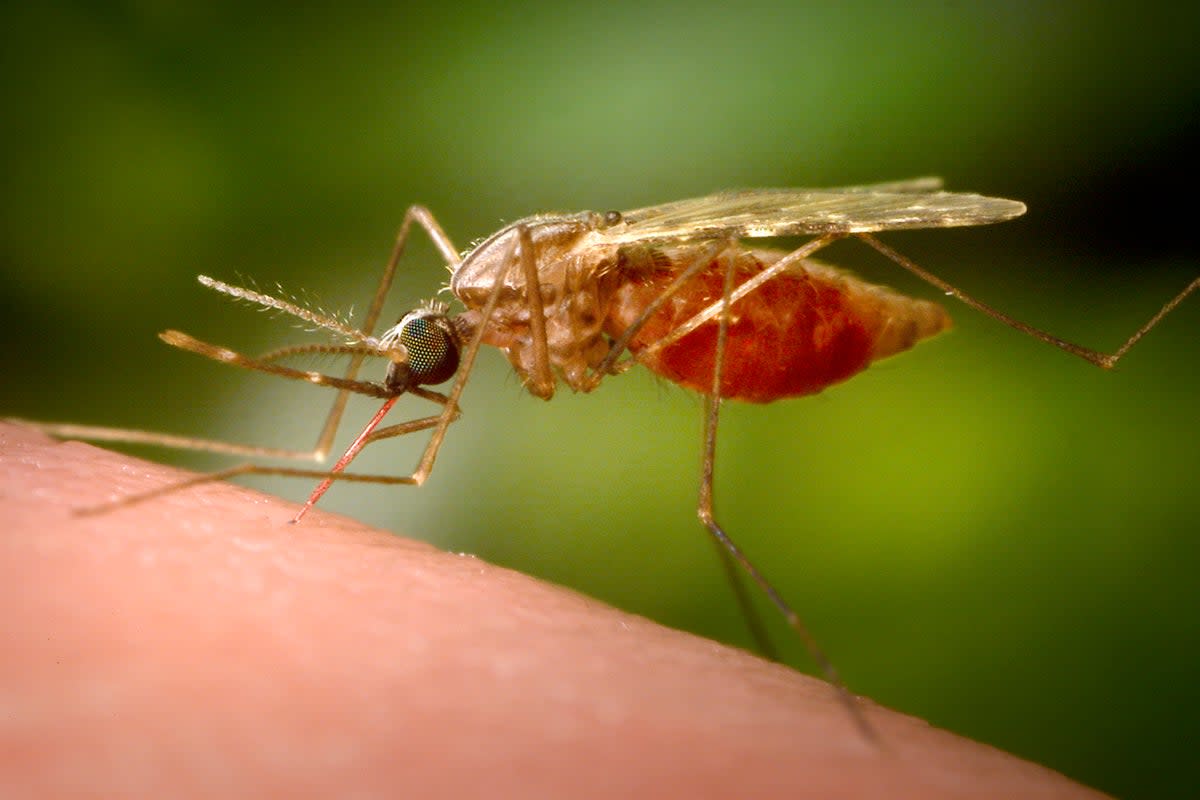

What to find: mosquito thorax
left=381, top=308, right=461, bottom=393
left=448, top=210, right=621, bottom=301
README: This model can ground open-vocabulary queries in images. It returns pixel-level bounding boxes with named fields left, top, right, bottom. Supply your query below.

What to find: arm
left=0, top=422, right=1104, bottom=798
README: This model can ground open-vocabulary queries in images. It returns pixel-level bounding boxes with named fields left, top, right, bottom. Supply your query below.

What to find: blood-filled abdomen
left=603, top=245, right=951, bottom=403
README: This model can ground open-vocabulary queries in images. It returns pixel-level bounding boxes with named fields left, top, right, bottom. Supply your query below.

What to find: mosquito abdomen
left=605, top=249, right=951, bottom=403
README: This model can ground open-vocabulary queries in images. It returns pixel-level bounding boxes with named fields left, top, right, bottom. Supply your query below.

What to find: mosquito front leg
left=290, top=224, right=526, bottom=520
left=514, top=224, right=556, bottom=399
left=5, top=420, right=326, bottom=462
left=291, top=387, right=460, bottom=522
left=397, top=230, right=524, bottom=488
left=310, top=206, right=464, bottom=459
left=12, top=207, right=465, bottom=466
left=7, top=335, right=393, bottom=463
left=58, top=331, right=460, bottom=515
left=78, top=405, right=452, bottom=517
left=115, top=224, right=518, bottom=520
left=857, top=232, right=1199, bottom=368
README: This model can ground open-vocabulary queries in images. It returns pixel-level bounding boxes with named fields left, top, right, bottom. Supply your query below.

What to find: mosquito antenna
left=198, top=275, right=376, bottom=346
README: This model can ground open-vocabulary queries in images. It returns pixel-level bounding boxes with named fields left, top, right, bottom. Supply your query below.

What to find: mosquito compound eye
left=402, top=314, right=460, bottom=383
left=385, top=312, right=460, bottom=392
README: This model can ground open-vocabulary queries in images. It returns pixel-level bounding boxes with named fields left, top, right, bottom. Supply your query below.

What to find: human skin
left=0, top=422, right=1106, bottom=798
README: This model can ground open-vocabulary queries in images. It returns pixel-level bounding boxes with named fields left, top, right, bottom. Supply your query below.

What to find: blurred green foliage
left=2, top=3, right=1198, bottom=797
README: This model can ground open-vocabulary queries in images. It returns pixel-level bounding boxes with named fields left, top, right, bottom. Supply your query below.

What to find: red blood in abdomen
left=603, top=253, right=931, bottom=403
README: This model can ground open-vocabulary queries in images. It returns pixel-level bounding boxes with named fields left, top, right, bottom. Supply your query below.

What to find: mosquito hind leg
left=856, top=232, right=1199, bottom=368
left=629, top=234, right=846, bottom=363
left=694, top=248, right=876, bottom=740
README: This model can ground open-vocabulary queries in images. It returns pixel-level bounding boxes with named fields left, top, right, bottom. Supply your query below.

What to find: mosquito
left=14, top=178, right=1198, bottom=739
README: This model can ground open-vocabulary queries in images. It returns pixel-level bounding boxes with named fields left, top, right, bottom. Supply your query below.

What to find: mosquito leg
left=385, top=227, right=524, bottom=489
left=709, top=537, right=780, bottom=663
left=95, top=233, right=516, bottom=517
left=292, top=390, right=458, bottom=522
left=583, top=241, right=784, bottom=657
left=515, top=225, right=555, bottom=399
left=82, top=461, right=420, bottom=517
left=695, top=248, right=876, bottom=741
left=685, top=247, right=781, bottom=663
left=36, top=331, right=395, bottom=492
left=362, top=388, right=457, bottom=444
left=20, top=208, right=464, bottom=465
left=8, top=338, right=395, bottom=461
left=857, top=232, right=1199, bottom=368
left=4, top=419, right=329, bottom=462
left=582, top=240, right=731, bottom=390
left=636, top=234, right=845, bottom=361
left=77, top=398, right=455, bottom=516
left=310, top=206, right=464, bottom=459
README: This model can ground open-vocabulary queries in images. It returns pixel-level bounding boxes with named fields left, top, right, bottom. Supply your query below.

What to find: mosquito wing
left=603, top=179, right=1026, bottom=245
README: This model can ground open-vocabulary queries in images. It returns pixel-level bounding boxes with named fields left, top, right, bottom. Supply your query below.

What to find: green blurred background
left=3, top=3, right=1197, bottom=796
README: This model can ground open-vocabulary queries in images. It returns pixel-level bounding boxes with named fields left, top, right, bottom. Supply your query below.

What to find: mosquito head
left=378, top=307, right=461, bottom=394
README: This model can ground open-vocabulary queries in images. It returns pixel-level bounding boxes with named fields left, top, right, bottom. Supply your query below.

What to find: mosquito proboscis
left=12, top=178, right=1198, bottom=740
